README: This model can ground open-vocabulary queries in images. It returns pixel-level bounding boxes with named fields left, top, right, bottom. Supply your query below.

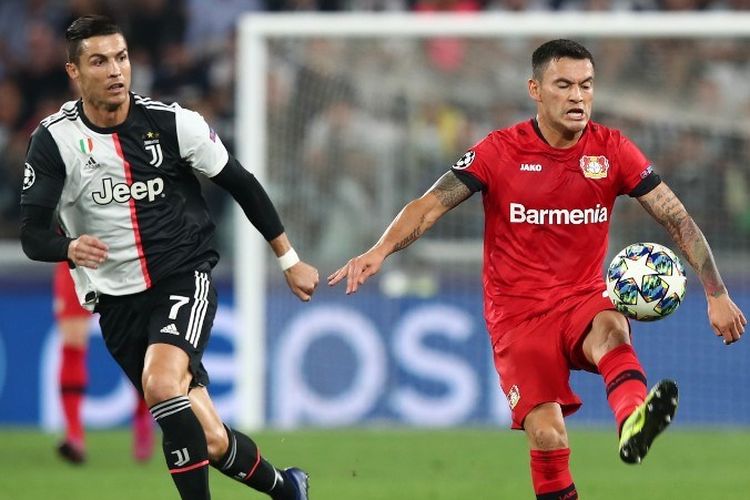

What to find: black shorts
left=95, top=270, right=217, bottom=394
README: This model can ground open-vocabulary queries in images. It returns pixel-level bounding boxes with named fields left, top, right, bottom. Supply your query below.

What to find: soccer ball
left=606, top=242, right=687, bottom=321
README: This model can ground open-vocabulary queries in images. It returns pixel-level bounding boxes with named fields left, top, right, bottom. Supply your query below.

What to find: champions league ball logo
left=22, top=163, right=36, bottom=191
left=452, top=151, right=475, bottom=170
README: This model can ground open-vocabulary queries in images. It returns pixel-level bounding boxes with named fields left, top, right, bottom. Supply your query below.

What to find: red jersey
left=452, top=119, right=653, bottom=345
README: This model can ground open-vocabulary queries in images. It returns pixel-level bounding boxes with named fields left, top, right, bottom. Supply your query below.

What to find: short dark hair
left=532, top=39, right=594, bottom=80
left=65, top=15, right=123, bottom=63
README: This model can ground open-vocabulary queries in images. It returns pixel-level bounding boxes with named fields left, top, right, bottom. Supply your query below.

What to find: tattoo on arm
left=431, top=172, right=472, bottom=209
left=639, top=185, right=726, bottom=298
left=393, top=215, right=425, bottom=252
left=386, top=172, right=471, bottom=254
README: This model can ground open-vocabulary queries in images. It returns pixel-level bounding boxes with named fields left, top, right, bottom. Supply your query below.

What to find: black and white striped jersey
left=21, top=93, right=229, bottom=306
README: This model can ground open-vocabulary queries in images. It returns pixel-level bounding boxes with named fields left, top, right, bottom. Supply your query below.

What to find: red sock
left=530, top=448, right=577, bottom=499
left=597, top=344, right=647, bottom=432
left=60, top=345, right=87, bottom=445
left=133, top=393, right=154, bottom=462
left=134, top=396, right=149, bottom=420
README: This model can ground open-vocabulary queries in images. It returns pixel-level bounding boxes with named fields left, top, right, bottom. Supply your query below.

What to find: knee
left=141, top=369, right=186, bottom=405
left=528, top=425, right=569, bottom=451
left=586, top=311, right=631, bottom=363
left=524, top=403, right=568, bottom=450
left=141, top=344, right=191, bottom=406
left=205, top=423, right=229, bottom=462
left=598, top=326, right=630, bottom=353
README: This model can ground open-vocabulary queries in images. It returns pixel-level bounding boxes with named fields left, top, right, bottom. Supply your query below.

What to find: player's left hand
left=707, top=293, right=747, bottom=345
left=284, top=261, right=319, bottom=302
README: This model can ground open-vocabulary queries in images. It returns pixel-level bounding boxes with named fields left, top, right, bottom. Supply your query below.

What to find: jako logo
left=509, top=202, right=608, bottom=225
left=520, top=163, right=542, bottom=172
left=92, top=177, right=164, bottom=205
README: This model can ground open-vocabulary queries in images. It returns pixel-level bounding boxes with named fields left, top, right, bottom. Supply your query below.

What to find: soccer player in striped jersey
left=20, top=15, right=315, bottom=500
left=329, top=39, right=746, bottom=499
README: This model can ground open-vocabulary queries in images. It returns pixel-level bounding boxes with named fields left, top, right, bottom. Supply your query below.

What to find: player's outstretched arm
left=209, top=156, right=319, bottom=301
left=269, top=233, right=319, bottom=302
left=637, top=182, right=747, bottom=344
left=327, top=171, right=472, bottom=295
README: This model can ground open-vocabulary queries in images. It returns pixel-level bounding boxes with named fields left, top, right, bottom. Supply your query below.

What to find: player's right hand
left=68, top=234, right=108, bottom=269
left=327, top=251, right=385, bottom=295
left=284, top=261, right=319, bottom=302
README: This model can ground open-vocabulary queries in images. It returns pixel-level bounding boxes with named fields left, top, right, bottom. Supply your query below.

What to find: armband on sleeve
left=452, top=169, right=485, bottom=193
left=629, top=172, right=662, bottom=198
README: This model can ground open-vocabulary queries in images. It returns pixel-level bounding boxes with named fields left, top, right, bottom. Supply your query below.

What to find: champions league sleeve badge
left=22, top=163, right=35, bottom=190
left=452, top=150, right=476, bottom=170
left=580, top=155, right=609, bottom=179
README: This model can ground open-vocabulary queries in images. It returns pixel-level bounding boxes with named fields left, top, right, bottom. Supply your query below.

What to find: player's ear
left=65, top=62, right=79, bottom=81
left=528, top=78, right=541, bottom=102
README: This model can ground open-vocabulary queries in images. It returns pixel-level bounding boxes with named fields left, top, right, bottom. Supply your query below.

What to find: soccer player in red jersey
left=329, top=39, right=747, bottom=499
left=53, top=261, right=154, bottom=464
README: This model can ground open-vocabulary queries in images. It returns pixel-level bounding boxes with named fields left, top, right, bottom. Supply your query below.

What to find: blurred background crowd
left=1, top=0, right=750, bottom=276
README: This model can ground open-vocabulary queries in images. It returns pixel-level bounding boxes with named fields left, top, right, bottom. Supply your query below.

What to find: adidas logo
left=160, top=323, right=180, bottom=335
left=85, top=156, right=100, bottom=169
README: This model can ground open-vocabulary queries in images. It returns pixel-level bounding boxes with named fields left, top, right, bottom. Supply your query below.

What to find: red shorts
left=491, top=290, right=616, bottom=430
left=53, top=262, right=91, bottom=320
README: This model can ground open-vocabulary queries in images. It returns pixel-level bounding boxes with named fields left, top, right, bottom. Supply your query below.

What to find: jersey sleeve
left=616, top=134, right=654, bottom=195
left=20, top=125, right=66, bottom=208
left=450, top=134, right=497, bottom=192
left=175, top=105, right=229, bottom=177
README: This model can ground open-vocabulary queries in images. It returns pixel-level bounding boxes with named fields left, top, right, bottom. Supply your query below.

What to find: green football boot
left=618, top=379, right=679, bottom=464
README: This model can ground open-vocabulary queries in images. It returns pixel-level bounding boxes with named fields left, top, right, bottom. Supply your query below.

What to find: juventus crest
left=143, top=131, right=163, bottom=168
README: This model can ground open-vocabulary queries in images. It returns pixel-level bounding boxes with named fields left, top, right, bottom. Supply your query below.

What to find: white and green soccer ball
left=606, top=242, right=687, bottom=321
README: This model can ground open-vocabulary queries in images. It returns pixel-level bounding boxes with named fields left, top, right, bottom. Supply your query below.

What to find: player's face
left=66, top=34, right=131, bottom=112
left=528, top=57, right=594, bottom=146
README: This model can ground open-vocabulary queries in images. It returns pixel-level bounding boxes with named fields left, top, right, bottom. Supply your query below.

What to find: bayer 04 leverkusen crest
left=579, top=155, right=609, bottom=179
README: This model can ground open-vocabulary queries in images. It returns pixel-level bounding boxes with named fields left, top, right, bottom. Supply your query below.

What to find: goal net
left=235, top=13, right=750, bottom=429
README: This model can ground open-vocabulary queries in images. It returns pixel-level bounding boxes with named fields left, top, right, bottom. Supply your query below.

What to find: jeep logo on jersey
left=92, top=177, right=165, bottom=205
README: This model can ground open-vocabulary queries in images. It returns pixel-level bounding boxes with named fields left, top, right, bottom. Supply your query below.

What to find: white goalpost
left=235, top=12, right=750, bottom=430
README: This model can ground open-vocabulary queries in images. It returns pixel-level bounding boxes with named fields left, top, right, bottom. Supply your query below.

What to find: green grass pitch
left=1, top=427, right=748, bottom=499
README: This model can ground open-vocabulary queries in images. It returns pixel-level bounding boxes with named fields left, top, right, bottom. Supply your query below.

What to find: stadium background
left=0, top=1, right=749, bottom=499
